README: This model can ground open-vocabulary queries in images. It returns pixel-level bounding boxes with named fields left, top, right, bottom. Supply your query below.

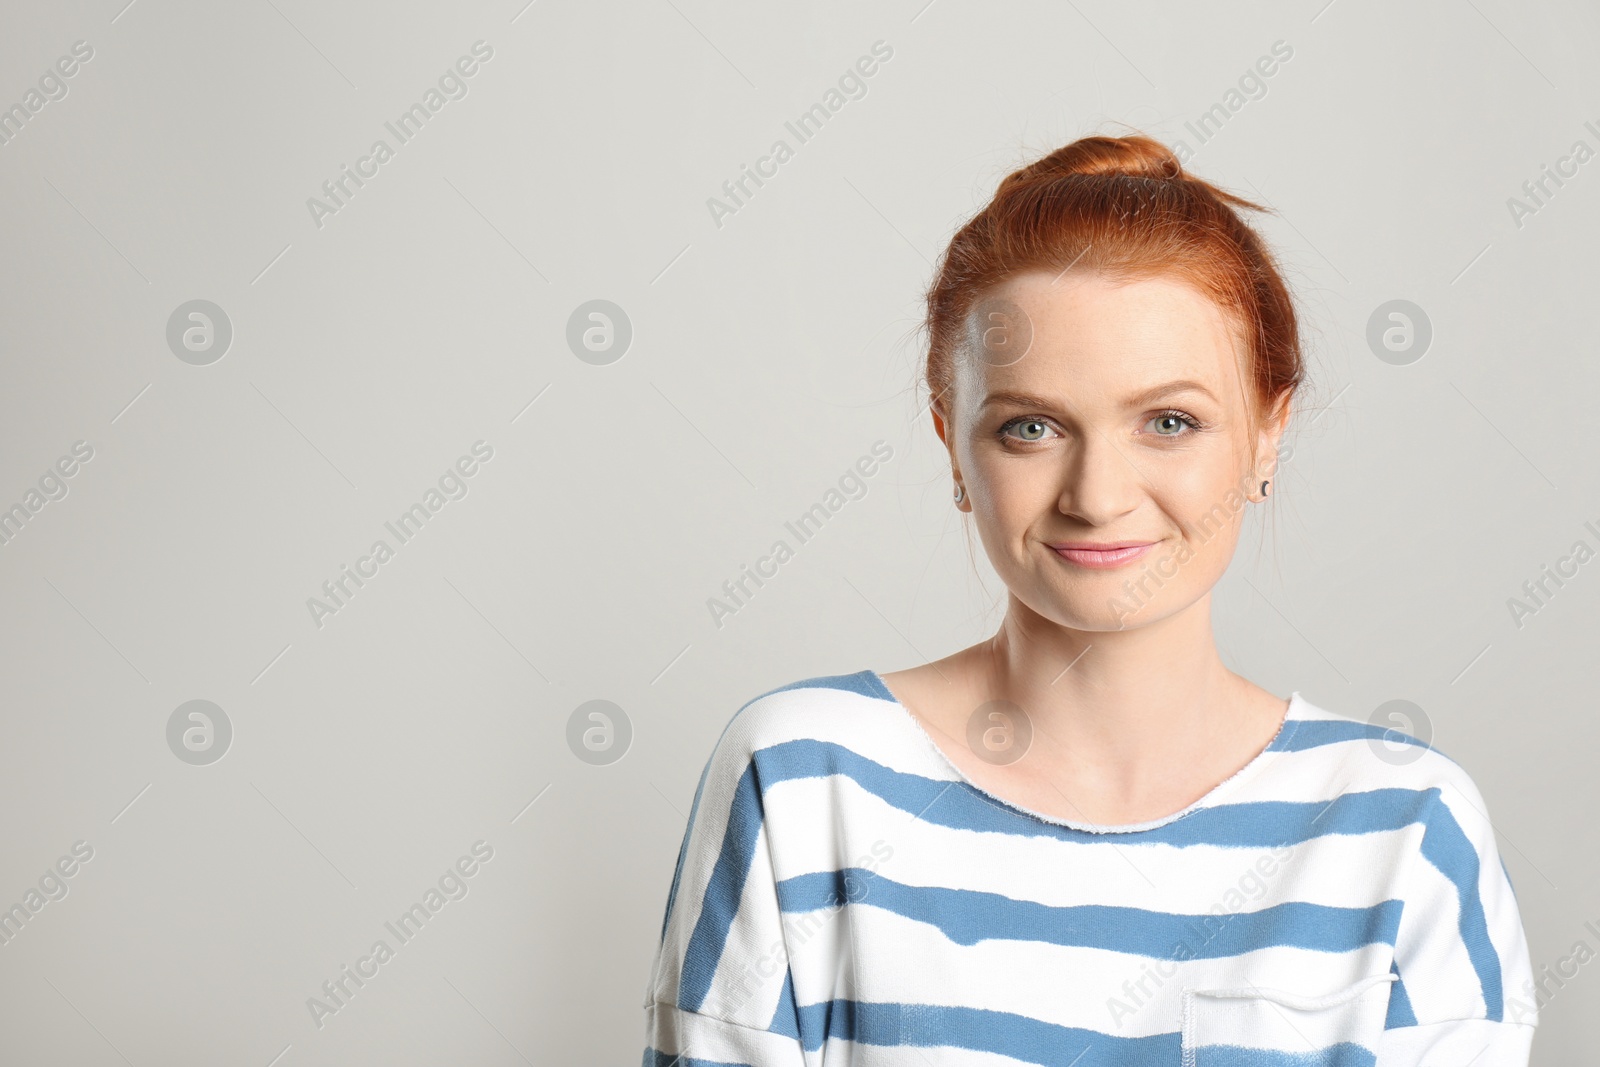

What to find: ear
left=1254, top=391, right=1293, bottom=478
left=930, top=395, right=968, bottom=508
left=930, top=400, right=951, bottom=448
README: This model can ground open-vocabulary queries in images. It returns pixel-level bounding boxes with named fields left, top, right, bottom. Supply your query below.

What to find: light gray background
left=0, top=0, right=1593, bottom=1063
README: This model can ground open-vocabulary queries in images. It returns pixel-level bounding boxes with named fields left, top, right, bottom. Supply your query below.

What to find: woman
left=641, top=133, right=1537, bottom=1065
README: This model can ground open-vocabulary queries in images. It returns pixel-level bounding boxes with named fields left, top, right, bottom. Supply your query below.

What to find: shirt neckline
left=860, top=668, right=1304, bottom=835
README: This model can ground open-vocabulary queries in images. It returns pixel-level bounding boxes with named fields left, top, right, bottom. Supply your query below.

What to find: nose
left=1055, top=427, right=1145, bottom=527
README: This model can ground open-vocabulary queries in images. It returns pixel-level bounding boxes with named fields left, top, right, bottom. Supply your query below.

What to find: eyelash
left=997, top=409, right=1206, bottom=444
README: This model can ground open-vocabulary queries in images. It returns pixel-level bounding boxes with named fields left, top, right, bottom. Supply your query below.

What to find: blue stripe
left=1383, top=958, right=1417, bottom=1028
left=777, top=868, right=1403, bottom=958
left=1268, top=718, right=1443, bottom=759
left=678, top=761, right=766, bottom=1011
left=768, top=967, right=800, bottom=1037
left=855, top=668, right=898, bottom=702
left=1418, top=789, right=1504, bottom=1019
left=751, top=737, right=1439, bottom=847
left=1186, top=1044, right=1376, bottom=1067
left=791, top=999, right=1377, bottom=1065
left=796, top=998, right=1172, bottom=1062
left=772, top=670, right=896, bottom=704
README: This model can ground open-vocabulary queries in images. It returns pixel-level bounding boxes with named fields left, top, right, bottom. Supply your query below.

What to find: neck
left=973, top=590, right=1248, bottom=777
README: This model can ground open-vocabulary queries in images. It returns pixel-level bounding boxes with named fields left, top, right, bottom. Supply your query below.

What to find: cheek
left=971, top=457, right=1056, bottom=527
left=1161, top=450, right=1248, bottom=527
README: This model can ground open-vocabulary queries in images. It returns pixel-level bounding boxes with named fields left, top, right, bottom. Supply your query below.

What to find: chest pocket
left=1179, top=971, right=1398, bottom=1066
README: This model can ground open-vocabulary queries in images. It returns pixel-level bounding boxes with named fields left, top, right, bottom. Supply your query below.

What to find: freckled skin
left=941, top=270, right=1287, bottom=632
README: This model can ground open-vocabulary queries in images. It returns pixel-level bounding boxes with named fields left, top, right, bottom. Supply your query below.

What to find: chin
left=1018, top=591, right=1149, bottom=633
left=1039, top=584, right=1197, bottom=632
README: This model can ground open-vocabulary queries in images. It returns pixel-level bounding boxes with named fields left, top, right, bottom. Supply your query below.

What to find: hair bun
left=1003, top=134, right=1184, bottom=190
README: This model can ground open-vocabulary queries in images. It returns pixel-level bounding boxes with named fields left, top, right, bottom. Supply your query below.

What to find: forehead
left=959, top=271, right=1249, bottom=402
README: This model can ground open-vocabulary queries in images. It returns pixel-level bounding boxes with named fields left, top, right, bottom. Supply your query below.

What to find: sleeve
left=642, top=716, right=808, bottom=1067
left=1375, top=765, right=1539, bottom=1066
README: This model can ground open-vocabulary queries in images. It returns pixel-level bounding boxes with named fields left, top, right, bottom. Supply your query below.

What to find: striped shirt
left=642, top=670, right=1538, bottom=1066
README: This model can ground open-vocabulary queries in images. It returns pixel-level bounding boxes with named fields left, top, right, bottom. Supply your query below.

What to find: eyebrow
left=980, top=379, right=1220, bottom=411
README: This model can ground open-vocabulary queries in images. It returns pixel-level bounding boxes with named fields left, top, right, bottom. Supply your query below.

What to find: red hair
left=922, top=133, right=1304, bottom=438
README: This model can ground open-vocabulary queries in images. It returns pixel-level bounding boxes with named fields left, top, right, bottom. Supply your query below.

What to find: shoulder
left=1278, top=692, right=1502, bottom=838
left=1277, top=698, right=1539, bottom=1029
left=704, top=668, right=904, bottom=768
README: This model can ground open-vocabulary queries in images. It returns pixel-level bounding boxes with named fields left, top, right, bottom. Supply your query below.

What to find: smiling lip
left=1049, top=540, right=1157, bottom=569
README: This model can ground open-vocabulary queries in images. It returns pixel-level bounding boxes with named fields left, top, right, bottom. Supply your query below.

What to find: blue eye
left=999, top=418, right=1056, bottom=442
left=997, top=410, right=1206, bottom=446
left=1145, top=410, right=1203, bottom=437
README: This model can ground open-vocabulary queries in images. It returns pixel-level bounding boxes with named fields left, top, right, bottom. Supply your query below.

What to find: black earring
left=1260, top=480, right=1271, bottom=498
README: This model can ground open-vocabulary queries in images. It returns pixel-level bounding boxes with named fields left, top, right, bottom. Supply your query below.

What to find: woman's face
left=936, top=270, right=1288, bottom=632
